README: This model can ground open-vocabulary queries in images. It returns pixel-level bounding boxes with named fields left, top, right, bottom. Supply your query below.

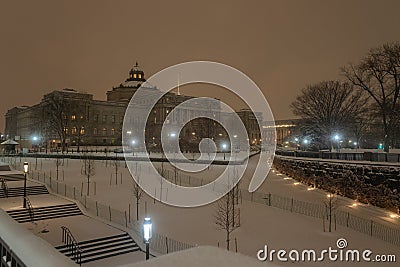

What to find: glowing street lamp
left=222, top=143, right=228, bottom=160
left=143, top=217, right=152, bottom=260
left=23, top=162, right=29, bottom=208
left=131, top=140, right=136, bottom=157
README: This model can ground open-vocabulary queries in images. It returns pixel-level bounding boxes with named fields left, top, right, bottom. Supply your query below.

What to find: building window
left=120, top=116, right=124, bottom=123
left=133, top=73, right=137, bottom=78
left=102, top=115, right=107, bottom=123
left=93, top=128, right=98, bottom=135
left=71, top=115, right=76, bottom=121
left=102, top=128, right=107, bottom=136
left=80, top=115, right=84, bottom=120
left=138, top=74, right=142, bottom=79
left=111, top=115, right=116, bottom=123
left=64, top=127, right=69, bottom=135
left=72, top=127, right=77, bottom=135
left=80, top=127, right=85, bottom=135
left=94, top=114, right=99, bottom=122
left=111, top=128, right=115, bottom=135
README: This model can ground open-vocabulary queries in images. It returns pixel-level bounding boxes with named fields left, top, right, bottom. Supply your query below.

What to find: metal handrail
left=61, top=226, right=82, bottom=266
left=0, top=178, right=8, bottom=197
left=24, top=197, right=34, bottom=222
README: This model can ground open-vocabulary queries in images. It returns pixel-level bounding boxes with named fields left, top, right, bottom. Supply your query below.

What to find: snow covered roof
left=123, top=246, right=274, bottom=267
left=1, top=139, right=19, bottom=145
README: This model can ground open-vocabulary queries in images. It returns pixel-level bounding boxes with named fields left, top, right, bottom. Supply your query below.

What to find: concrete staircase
left=56, top=233, right=141, bottom=264
left=0, top=185, right=48, bottom=198
left=7, top=203, right=82, bottom=223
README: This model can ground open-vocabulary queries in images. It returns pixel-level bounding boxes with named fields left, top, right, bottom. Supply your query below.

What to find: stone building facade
left=5, top=63, right=262, bottom=151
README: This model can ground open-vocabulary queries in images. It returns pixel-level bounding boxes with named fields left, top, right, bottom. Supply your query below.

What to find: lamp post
left=131, top=140, right=136, bottom=157
left=222, top=143, right=227, bottom=160
left=23, top=162, right=29, bottom=208
left=334, top=134, right=340, bottom=152
left=143, top=217, right=152, bottom=260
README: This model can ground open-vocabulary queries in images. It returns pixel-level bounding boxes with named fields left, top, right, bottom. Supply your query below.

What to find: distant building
left=4, top=63, right=263, bottom=151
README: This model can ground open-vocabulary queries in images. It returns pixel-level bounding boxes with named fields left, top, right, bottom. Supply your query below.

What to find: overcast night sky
left=1, top=0, right=400, bottom=131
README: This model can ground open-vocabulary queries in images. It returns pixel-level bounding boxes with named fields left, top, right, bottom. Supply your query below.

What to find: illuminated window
left=80, top=127, right=85, bottom=135
left=133, top=73, right=137, bottom=78
left=111, top=128, right=115, bottom=135
left=138, top=74, right=141, bottom=79
left=64, top=127, right=69, bottom=134
left=71, top=115, right=76, bottom=121
left=102, top=128, right=107, bottom=135
left=80, top=115, right=84, bottom=120
left=71, top=127, right=77, bottom=135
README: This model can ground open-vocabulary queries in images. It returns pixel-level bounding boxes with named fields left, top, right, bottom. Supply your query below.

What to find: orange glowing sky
left=1, top=0, right=400, bottom=131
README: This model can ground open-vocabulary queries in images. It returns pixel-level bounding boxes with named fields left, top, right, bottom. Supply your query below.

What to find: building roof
left=1, top=139, right=19, bottom=145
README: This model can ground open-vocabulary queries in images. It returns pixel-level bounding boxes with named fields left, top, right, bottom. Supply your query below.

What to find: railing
left=0, top=236, right=26, bottom=267
left=0, top=178, right=8, bottom=198
left=24, top=197, right=34, bottom=222
left=276, top=149, right=400, bottom=163
left=61, top=226, right=82, bottom=266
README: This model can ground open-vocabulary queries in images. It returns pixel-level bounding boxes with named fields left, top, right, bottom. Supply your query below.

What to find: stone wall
left=273, top=156, right=400, bottom=212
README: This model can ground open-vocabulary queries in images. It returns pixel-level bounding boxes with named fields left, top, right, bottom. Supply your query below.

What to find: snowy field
left=1, top=155, right=399, bottom=266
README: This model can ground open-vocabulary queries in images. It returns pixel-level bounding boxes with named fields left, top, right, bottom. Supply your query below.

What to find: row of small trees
left=291, top=42, right=400, bottom=151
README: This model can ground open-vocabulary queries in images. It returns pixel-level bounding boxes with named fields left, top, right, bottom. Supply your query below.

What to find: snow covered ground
left=1, top=156, right=399, bottom=266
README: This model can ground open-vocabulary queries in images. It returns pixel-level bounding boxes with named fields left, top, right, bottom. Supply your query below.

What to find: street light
left=131, top=140, right=136, bottom=157
left=333, top=134, right=341, bottom=152
left=222, top=143, right=228, bottom=160
left=143, top=217, right=152, bottom=260
left=23, top=162, right=29, bottom=208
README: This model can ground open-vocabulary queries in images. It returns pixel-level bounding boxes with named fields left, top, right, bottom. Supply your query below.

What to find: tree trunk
left=226, top=230, right=230, bottom=251
left=87, top=177, right=90, bottom=196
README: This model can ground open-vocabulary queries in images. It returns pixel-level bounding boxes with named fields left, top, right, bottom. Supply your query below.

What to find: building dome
left=126, top=62, right=146, bottom=83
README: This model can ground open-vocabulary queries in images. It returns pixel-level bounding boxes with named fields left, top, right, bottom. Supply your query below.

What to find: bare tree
left=290, top=80, right=368, bottom=150
left=133, top=168, right=143, bottom=221
left=41, top=92, right=70, bottom=153
left=112, top=155, right=119, bottom=185
left=55, top=156, right=62, bottom=180
left=81, top=155, right=95, bottom=196
left=323, top=194, right=340, bottom=232
left=342, top=42, right=400, bottom=151
left=214, top=189, right=239, bottom=251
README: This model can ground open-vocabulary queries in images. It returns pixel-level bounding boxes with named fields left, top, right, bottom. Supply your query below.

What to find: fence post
left=129, top=204, right=131, bottom=223
left=73, top=187, right=76, bottom=199
left=165, top=237, right=169, bottom=254
left=84, top=195, right=87, bottom=208
left=291, top=198, right=294, bottom=212
left=109, top=206, right=112, bottom=221
left=370, top=220, right=373, bottom=236
left=64, top=184, right=67, bottom=196
left=125, top=211, right=128, bottom=228
left=346, top=212, right=349, bottom=228
left=268, top=193, right=271, bottom=206
left=96, top=201, right=99, bottom=216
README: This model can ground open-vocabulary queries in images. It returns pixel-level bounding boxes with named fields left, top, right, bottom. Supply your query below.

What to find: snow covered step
left=55, top=233, right=140, bottom=264
left=0, top=174, right=25, bottom=181
left=6, top=203, right=82, bottom=223
left=0, top=185, right=49, bottom=198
